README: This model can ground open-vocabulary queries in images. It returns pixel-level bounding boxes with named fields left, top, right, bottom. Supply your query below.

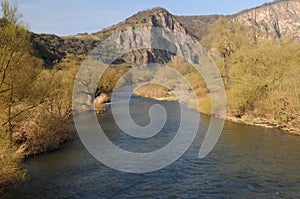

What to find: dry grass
left=13, top=111, right=72, bottom=157
left=134, top=83, right=169, bottom=98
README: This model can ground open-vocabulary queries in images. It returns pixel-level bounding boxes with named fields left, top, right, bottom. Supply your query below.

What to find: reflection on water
left=4, top=97, right=300, bottom=198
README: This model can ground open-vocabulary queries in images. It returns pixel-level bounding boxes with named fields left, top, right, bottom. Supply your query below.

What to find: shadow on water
left=3, top=97, right=300, bottom=198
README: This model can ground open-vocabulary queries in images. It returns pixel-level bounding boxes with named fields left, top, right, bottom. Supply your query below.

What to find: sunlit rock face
left=231, top=0, right=300, bottom=40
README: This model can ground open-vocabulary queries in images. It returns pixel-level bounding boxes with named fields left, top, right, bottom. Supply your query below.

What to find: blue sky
left=13, top=0, right=271, bottom=36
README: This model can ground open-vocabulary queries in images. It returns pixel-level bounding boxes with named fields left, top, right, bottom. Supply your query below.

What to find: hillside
left=175, top=15, right=220, bottom=40
left=92, top=7, right=186, bottom=40
left=29, top=2, right=300, bottom=134
left=29, top=33, right=97, bottom=68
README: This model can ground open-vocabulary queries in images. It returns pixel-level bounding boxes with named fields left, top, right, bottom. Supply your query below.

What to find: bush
left=13, top=111, right=72, bottom=157
left=0, top=128, right=25, bottom=191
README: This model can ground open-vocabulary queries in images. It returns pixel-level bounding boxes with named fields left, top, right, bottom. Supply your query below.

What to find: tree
left=0, top=0, right=43, bottom=141
left=0, top=0, right=21, bottom=24
left=201, top=17, right=251, bottom=88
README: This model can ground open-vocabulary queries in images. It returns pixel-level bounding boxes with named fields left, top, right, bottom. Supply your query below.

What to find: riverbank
left=226, top=114, right=300, bottom=136
left=12, top=116, right=75, bottom=157
left=0, top=117, right=74, bottom=193
left=144, top=95, right=300, bottom=136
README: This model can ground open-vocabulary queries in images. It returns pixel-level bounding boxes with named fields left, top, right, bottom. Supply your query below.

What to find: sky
left=11, top=0, right=271, bottom=36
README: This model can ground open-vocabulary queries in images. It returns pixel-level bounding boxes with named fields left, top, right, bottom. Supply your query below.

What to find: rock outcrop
left=176, top=0, right=300, bottom=40
left=231, top=0, right=300, bottom=40
left=93, top=7, right=188, bottom=66
left=94, top=93, right=111, bottom=113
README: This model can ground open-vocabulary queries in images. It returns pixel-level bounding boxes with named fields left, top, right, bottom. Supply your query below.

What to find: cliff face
left=231, top=0, right=300, bottom=40
left=91, top=7, right=188, bottom=66
left=91, top=7, right=186, bottom=38
left=31, top=7, right=188, bottom=68
left=176, top=0, right=300, bottom=40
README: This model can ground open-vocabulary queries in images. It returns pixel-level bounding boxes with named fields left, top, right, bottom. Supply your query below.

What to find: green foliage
left=36, top=68, right=73, bottom=117
left=0, top=0, right=21, bottom=24
left=0, top=0, right=42, bottom=189
left=14, top=110, right=71, bottom=157
left=201, top=17, right=251, bottom=56
left=98, top=64, right=130, bottom=91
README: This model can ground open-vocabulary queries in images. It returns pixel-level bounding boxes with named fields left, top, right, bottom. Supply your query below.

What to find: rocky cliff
left=90, top=7, right=188, bottom=66
left=31, top=7, right=188, bottom=68
left=176, top=0, right=300, bottom=40
left=231, top=0, right=300, bottom=40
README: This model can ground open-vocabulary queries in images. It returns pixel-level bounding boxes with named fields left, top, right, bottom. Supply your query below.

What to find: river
left=4, top=97, right=300, bottom=198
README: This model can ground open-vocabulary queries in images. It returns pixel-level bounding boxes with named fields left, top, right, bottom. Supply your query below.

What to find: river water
left=4, top=97, right=300, bottom=198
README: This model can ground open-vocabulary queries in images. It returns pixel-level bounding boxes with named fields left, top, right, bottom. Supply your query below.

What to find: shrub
left=0, top=128, right=25, bottom=191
